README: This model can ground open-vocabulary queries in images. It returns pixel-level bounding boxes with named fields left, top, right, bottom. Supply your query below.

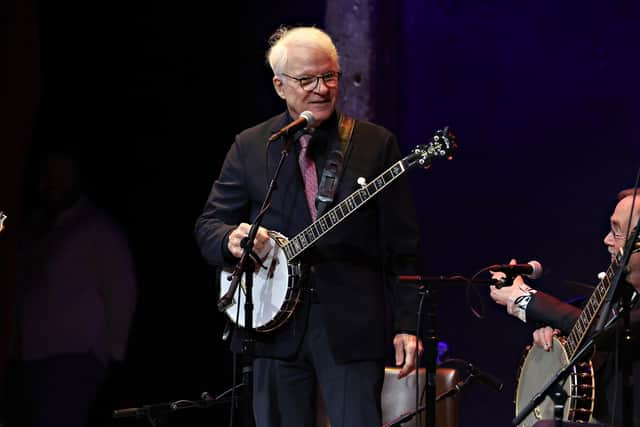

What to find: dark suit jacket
left=194, top=111, right=422, bottom=363
left=527, top=290, right=640, bottom=426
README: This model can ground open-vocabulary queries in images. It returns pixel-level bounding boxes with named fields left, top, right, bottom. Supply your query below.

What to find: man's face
left=604, top=195, right=640, bottom=290
left=271, top=44, right=339, bottom=127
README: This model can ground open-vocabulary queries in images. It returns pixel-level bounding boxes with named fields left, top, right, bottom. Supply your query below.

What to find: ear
left=273, top=76, right=286, bottom=99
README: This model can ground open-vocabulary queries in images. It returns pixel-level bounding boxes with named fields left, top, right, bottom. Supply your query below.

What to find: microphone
left=489, top=260, right=543, bottom=279
left=268, top=111, right=315, bottom=142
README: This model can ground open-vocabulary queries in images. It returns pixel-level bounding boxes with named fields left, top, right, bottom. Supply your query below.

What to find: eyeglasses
left=281, top=71, right=342, bottom=92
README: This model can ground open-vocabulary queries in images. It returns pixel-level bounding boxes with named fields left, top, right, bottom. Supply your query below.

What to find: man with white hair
left=195, top=25, right=424, bottom=426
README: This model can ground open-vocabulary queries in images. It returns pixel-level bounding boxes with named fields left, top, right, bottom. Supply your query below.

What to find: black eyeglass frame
left=281, top=71, right=342, bottom=91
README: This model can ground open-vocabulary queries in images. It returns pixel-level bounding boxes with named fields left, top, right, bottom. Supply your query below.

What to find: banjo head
left=514, top=336, right=594, bottom=427
left=219, top=236, right=300, bottom=332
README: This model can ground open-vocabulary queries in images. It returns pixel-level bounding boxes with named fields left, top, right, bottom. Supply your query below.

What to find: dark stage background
left=2, top=1, right=640, bottom=426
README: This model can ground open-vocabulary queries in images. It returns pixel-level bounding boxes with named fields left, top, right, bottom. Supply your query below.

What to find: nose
left=604, top=231, right=615, bottom=247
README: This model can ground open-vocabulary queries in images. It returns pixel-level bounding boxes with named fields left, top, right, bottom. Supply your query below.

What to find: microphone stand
left=398, top=275, right=442, bottom=427
left=397, top=275, right=491, bottom=427
left=215, top=132, right=297, bottom=426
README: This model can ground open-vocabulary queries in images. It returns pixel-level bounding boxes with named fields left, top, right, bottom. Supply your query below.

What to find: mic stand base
left=112, top=396, right=238, bottom=427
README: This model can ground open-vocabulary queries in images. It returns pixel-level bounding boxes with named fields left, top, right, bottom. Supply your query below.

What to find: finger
left=398, top=337, right=418, bottom=378
left=258, top=226, right=271, bottom=238
left=228, top=232, right=242, bottom=256
left=394, top=340, right=404, bottom=367
left=532, top=328, right=548, bottom=349
left=541, top=327, right=554, bottom=351
left=234, top=227, right=248, bottom=242
left=532, top=330, right=544, bottom=347
left=256, top=233, right=273, bottom=250
left=398, top=349, right=416, bottom=378
left=397, top=358, right=416, bottom=379
left=403, top=343, right=416, bottom=366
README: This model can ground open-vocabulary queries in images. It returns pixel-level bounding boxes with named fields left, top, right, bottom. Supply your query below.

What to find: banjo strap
left=315, top=112, right=355, bottom=217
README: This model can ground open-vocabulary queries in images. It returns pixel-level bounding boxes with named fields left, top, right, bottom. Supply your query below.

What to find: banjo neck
left=282, top=157, right=409, bottom=262
left=282, top=133, right=456, bottom=262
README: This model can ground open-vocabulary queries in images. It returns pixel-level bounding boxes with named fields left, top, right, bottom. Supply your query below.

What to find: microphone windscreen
left=299, top=110, right=315, bottom=126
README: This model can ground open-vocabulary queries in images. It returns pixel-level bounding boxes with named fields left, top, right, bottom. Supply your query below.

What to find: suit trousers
left=253, top=304, right=384, bottom=427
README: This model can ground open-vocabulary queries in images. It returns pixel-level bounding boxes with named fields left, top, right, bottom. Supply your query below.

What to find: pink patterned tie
left=298, top=134, right=318, bottom=221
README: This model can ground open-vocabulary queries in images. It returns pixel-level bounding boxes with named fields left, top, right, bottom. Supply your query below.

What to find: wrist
left=506, top=284, right=537, bottom=322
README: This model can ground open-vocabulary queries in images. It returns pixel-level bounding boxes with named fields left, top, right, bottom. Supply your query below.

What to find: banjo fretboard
left=283, top=159, right=408, bottom=261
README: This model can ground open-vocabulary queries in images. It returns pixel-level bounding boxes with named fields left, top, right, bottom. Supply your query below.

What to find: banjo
left=218, top=127, right=457, bottom=332
left=514, top=232, right=640, bottom=426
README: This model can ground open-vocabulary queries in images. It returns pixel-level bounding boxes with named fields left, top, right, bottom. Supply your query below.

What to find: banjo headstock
left=410, top=126, right=457, bottom=168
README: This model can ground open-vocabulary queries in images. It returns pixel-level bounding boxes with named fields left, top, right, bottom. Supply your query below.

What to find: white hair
left=266, top=26, right=340, bottom=76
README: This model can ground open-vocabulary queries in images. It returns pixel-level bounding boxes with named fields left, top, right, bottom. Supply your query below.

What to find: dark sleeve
left=591, top=302, right=640, bottom=351
left=194, top=139, right=249, bottom=268
left=377, top=133, right=423, bottom=334
left=526, top=291, right=581, bottom=334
